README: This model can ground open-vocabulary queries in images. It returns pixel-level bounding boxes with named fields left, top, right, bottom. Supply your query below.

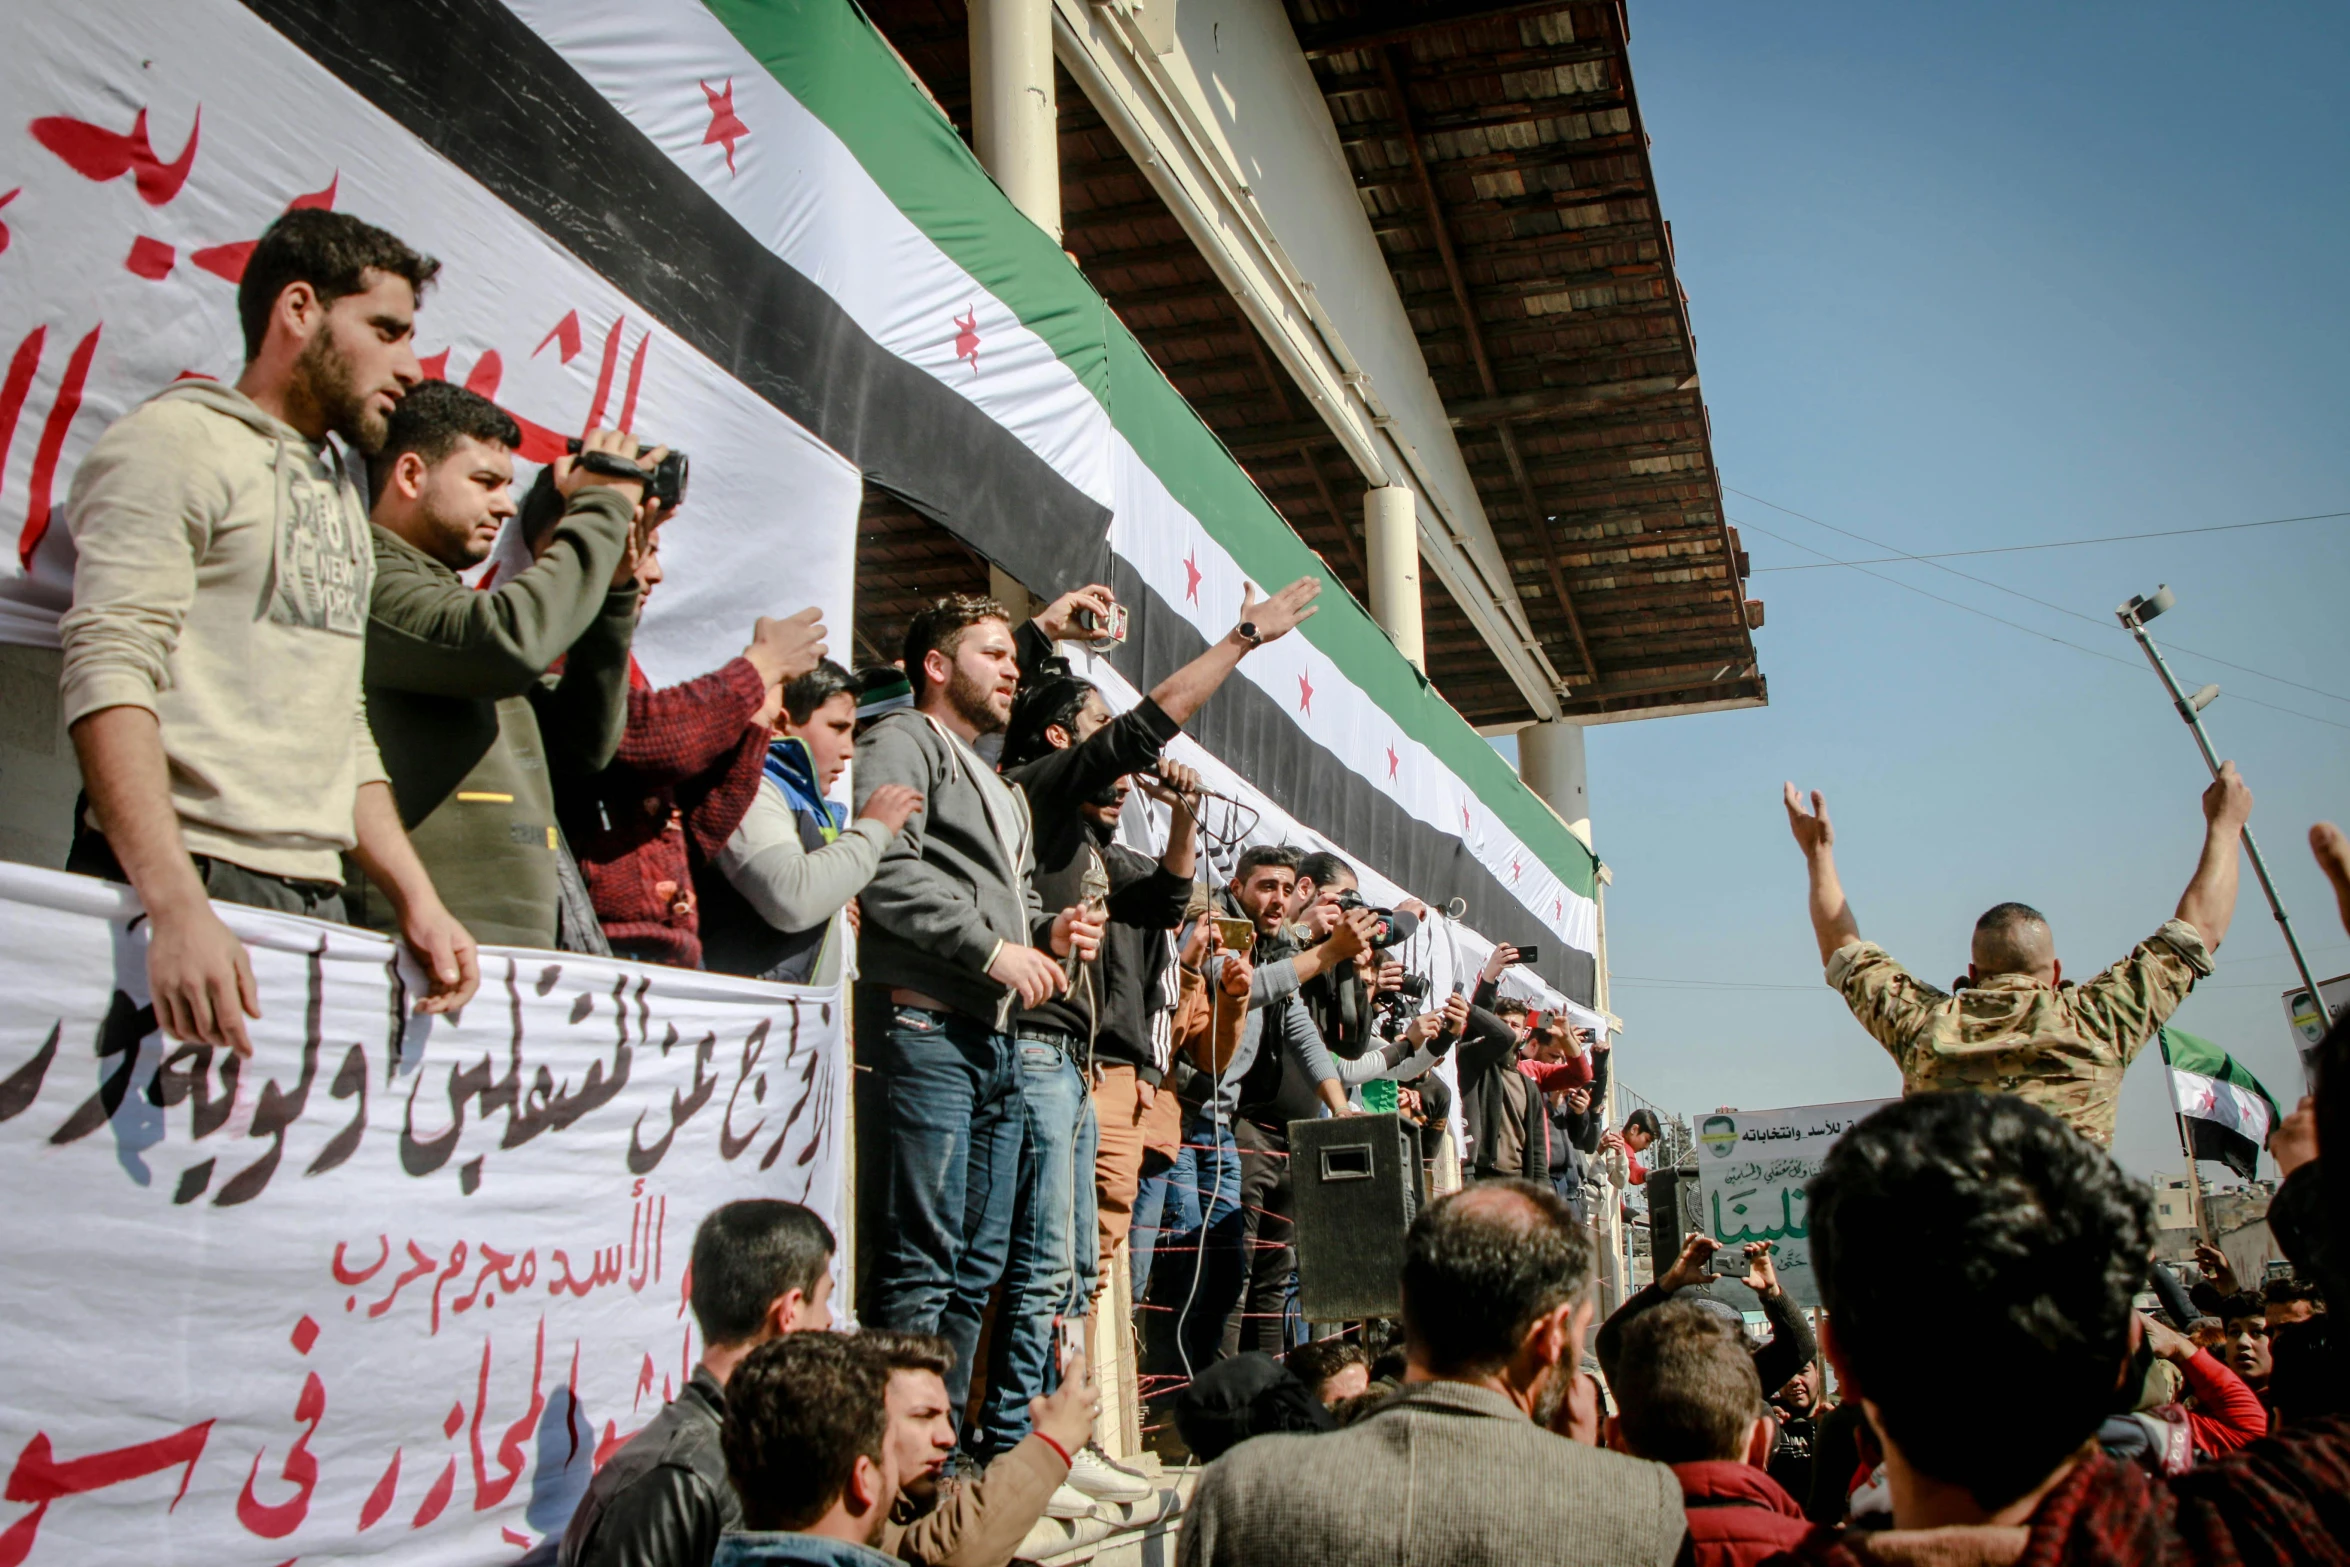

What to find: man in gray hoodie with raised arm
left=60, top=209, right=479, bottom=1056
left=852, top=593, right=1102, bottom=1437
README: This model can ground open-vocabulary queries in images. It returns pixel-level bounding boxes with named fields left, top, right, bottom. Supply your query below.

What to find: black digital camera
left=1333, top=888, right=1413, bottom=950
left=566, top=436, right=690, bottom=510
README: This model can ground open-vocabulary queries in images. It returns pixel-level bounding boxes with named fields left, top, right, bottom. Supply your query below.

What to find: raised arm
left=2174, top=762, right=2253, bottom=950
left=1146, top=578, right=1320, bottom=725
left=1784, top=783, right=1861, bottom=965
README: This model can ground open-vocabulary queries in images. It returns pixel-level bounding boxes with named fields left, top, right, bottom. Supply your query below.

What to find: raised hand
left=1033, top=584, right=1118, bottom=644
left=2312, top=822, right=2350, bottom=936
left=1239, top=576, right=1320, bottom=644
left=745, top=607, right=827, bottom=686
left=1740, top=1240, right=1781, bottom=1297
left=1783, top=782, right=1834, bottom=857
left=1660, top=1232, right=1722, bottom=1293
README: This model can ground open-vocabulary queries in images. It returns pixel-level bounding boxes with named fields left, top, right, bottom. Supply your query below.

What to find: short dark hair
left=1234, top=844, right=1300, bottom=884
left=1613, top=1300, right=1763, bottom=1463
left=2265, top=1276, right=2325, bottom=1308
left=1810, top=1093, right=2151, bottom=1511
left=238, top=208, right=439, bottom=361
left=1401, top=1180, right=1593, bottom=1376
left=784, top=660, right=857, bottom=728
left=1296, top=851, right=1354, bottom=890
left=857, top=1328, right=956, bottom=1379
left=901, top=594, right=1009, bottom=684
left=687, top=1200, right=835, bottom=1347
left=1624, top=1107, right=1661, bottom=1140
left=370, top=380, right=519, bottom=500
left=721, top=1333, right=889, bottom=1532
left=1491, top=998, right=1530, bottom=1021
left=1001, top=673, right=1098, bottom=769
left=2218, top=1292, right=2267, bottom=1326
left=1972, top=901, right=2053, bottom=974
left=1285, top=1338, right=1370, bottom=1396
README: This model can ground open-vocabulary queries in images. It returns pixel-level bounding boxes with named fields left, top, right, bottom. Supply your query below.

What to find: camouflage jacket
left=1825, top=917, right=2214, bottom=1145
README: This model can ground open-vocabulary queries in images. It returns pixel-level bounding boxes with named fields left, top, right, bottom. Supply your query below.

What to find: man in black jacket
left=977, top=576, right=1317, bottom=1462
left=559, top=1200, right=835, bottom=1567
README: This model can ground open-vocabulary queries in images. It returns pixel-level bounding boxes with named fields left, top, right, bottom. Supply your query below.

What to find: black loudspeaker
left=1644, top=1165, right=1706, bottom=1286
left=1289, top=1112, right=1422, bottom=1321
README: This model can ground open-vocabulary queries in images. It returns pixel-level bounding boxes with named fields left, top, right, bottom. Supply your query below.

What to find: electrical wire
left=1729, top=514, right=2350, bottom=733
left=1727, top=486, right=2350, bottom=710
left=1751, top=508, right=2350, bottom=572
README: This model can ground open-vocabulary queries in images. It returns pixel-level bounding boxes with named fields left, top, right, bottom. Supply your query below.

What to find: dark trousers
left=67, top=819, right=347, bottom=922
left=861, top=1003, right=1022, bottom=1434
left=1223, top=1117, right=1300, bottom=1358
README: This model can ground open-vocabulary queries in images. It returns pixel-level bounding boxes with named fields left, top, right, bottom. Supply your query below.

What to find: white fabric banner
left=0, top=0, right=860, bottom=686
left=0, top=863, right=845, bottom=1565
left=1689, top=1098, right=1895, bottom=1310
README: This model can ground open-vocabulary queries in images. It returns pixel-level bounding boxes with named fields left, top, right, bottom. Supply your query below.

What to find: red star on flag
left=1511, top=859, right=1522, bottom=882
left=1297, top=668, right=1314, bottom=716
left=701, top=79, right=748, bottom=174
left=1462, top=804, right=1473, bottom=833
left=1184, top=549, right=1202, bottom=604
left=1553, top=898, right=1563, bottom=920
left=954, top=307, right=981, bottom=376
left=1385, top=745, right=1400, bottom=781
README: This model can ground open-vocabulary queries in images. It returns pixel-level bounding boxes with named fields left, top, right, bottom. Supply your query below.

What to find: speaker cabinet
left=1289, top=1112, right=1423, bottom=1321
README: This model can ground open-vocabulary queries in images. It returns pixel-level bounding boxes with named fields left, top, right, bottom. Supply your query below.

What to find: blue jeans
left=1143, top=1111, right=1243, bottom=1377
left=973, top=1035, right=1096, bottom=1457
left=864, top=1006, right=1022, bottom=1426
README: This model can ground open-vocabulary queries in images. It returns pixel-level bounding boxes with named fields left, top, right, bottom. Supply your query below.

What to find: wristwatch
left=1235, top=621, right=1263, bottom=646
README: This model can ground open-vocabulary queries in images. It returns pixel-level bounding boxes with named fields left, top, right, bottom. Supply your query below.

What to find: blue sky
left=1504, top=0, right=2350, bottom=1183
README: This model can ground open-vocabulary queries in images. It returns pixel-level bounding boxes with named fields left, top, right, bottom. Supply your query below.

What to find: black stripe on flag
left=238, top=0, right=1595, bottom=999
left=236, top=0, right=1113, bottom=581
left=2186, top=1116, right=2261, bottom=1182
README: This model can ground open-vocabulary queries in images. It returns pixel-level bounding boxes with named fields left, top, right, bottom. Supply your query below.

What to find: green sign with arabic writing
left=1693, top=1098, right=1896, bottom=1309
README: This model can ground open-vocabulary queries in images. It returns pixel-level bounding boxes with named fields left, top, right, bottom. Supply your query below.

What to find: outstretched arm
left=1146, top=578, right=1320, bottom=726
left=2174, top=762, right=2253, bottom=950
left=1785, top=783, right=1861, bottom=966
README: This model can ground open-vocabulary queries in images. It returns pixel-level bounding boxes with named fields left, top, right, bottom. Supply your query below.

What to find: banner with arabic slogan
left=0, top=862, right=846, bottom=1565
left=1691, top=1098, right=1895, bottom=1310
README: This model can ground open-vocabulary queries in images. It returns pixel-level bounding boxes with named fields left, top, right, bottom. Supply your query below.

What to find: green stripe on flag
left=694, top=0, right=1600, bottom=898
left=2161, top=1026, right=2283, bottom=1131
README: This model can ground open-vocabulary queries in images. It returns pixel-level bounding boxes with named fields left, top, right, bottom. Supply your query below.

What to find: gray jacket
left=1179, top=1380, right=1685, bottom=1567
left=853, top=709, right=1050, bottom=1028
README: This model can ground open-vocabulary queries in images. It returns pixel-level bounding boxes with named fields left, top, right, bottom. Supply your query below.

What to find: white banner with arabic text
left=1690, top=1098, right=1894, bottom=1310
left=0, top=862, right=844, bottom=1565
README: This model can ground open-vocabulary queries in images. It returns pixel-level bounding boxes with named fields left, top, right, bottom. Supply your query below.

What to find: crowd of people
left=49, top=201, right=2350, bottom=1567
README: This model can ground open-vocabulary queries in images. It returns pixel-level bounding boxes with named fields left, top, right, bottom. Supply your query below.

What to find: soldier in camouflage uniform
left=1782, top=763, right=2254, bottom=1146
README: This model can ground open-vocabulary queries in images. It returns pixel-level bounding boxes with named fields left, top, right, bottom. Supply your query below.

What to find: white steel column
left=970, top=0, right=1062, bottom=240
left=1364, top=484, right=1424, bottom=671
left=1517, top=719, right=1591, bottom=849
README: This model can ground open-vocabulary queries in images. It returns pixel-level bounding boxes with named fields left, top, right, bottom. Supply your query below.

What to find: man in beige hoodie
left=60, top=208, right=479, bottom=1055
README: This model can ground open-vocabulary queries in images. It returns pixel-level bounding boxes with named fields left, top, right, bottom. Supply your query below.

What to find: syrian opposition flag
left=2161, top=1026, right=2284, bottom=1180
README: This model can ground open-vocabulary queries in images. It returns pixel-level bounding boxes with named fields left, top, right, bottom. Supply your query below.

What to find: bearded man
left=357, top=381, right=658, bottom=949
left=61, top=208, right=478, bottom=1054
left=850, top=593, right=1103, bottom=1431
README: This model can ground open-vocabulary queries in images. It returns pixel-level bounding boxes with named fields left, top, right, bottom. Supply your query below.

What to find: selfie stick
left=2118, top=585, right=2326, bottom=1075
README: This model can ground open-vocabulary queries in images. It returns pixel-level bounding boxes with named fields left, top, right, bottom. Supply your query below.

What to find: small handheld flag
left=2159, top=1027, right=2283, bottom=1181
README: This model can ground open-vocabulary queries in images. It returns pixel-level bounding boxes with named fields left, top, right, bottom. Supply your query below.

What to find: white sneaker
left=1066, top=1442, right=1156, bottom=1505
left=1045, top=1481, right=1096, bottom=1520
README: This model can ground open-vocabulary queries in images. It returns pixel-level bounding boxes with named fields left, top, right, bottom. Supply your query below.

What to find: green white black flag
left=2160, top=1026, right=2283, bottom=1180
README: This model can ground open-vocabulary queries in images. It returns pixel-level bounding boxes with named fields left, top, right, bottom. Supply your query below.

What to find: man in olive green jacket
left=357, top=381, right=656, bottom=949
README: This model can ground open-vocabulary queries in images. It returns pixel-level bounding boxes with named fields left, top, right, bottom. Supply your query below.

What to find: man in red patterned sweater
left=556, top=523, right=826, bottom=967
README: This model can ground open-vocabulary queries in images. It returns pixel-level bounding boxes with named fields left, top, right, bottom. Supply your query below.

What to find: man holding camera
left=553, top=487, right=827, bottom=965
left=357, top=383, right=653, bottom=949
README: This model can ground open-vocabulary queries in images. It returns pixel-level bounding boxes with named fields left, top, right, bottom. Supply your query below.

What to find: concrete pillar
left=969, top=0, right=1061, bottom=240
left=1363, top=485, right=1424, bottom=671
left=1517, top=718, right=1591, bottom=849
